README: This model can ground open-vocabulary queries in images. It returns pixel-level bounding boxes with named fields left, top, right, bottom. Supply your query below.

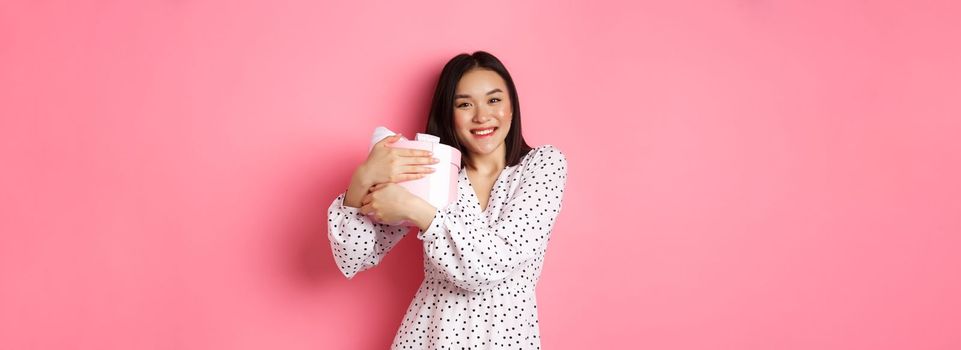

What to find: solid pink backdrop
left=1, top=0, right=959, bottom=349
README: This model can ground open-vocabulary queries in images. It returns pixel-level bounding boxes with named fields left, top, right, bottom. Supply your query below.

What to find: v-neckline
left=462, top=167, right=508, bottom=215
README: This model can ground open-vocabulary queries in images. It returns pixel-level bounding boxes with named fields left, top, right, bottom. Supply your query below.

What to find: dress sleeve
left=327, top=192, right=411, bottom=279
left=416, top=145, right=568, bottom=292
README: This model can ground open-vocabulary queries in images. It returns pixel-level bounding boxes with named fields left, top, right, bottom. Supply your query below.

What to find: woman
left=327, top=51, right=567, bottom=349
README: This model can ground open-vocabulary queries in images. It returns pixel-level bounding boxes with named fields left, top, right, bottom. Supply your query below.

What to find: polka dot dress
left=328, top=145, right=567, bottom=349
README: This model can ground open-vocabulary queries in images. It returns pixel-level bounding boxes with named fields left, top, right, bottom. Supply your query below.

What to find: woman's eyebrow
left=455, top=89, right=504, bottom=99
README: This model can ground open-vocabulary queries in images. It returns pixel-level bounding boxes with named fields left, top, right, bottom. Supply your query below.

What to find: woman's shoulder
left=523, top=144, right=567, bottom=166
left=516, top=144, right=567, bottom=176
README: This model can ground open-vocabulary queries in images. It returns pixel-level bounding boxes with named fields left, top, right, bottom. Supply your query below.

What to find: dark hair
left=425, top=51, right=532, bottom=169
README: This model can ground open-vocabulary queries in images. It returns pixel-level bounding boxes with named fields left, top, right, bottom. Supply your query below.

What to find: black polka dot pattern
left=327, top=200, right=410, bottom=279
left=328, top=145, right=568, bottom=349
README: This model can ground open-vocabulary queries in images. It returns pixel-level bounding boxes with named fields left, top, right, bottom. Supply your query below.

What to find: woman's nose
left=472, top=111, right=491, bottom=123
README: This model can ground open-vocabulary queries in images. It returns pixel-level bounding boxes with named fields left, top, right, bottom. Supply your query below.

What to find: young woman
left=327, top=51, right=567, bottom=349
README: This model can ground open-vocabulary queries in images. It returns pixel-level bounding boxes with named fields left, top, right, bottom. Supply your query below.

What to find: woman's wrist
left=351, top=165, right=374, bottom=188
left=406, top=197, right=437, bottom=231
left=344, top=166, right=373, bottom=208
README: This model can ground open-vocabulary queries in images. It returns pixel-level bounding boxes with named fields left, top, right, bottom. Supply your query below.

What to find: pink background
left=2, top=0, right=960, bottom=349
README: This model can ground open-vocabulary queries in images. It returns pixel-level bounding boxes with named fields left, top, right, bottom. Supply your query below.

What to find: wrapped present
left=368, top=127, right=461, bottom=225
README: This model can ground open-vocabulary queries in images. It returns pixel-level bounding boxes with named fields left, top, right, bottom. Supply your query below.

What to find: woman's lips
left=470, top=127, right=497, bottom=138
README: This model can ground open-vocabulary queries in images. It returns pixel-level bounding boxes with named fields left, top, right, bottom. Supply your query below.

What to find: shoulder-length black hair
left=425, top=51, right=532, bottom=169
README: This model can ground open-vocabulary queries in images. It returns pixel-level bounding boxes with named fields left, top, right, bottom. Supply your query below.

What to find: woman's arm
left=407, top=195, right=438, bottom=231
left=343, top=165, right=375, bottom=208
left=414, top=146, right=568, bottom=292
left=327, top=135, right=437, bottom=278
left=328, top=192, right=411, bottom=279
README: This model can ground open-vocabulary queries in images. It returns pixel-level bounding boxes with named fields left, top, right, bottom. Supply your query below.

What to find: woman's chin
left=465, top=140, right=504, bottom=157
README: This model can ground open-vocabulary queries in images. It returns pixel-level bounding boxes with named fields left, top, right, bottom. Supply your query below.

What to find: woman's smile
left=470, top=126, right=498, bottom=138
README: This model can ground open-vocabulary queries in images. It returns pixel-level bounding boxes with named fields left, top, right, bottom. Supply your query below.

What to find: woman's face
left=453, top=68, right=513, bottom=159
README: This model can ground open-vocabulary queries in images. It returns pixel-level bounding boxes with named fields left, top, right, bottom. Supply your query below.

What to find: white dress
left=327, top=145, right=567, bottom=349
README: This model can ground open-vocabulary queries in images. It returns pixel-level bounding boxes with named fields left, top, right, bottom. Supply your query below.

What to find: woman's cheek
left=496, top=108, right=511, bottom=122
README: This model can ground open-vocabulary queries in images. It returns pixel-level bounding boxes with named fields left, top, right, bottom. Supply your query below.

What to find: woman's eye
left=457, top=103, right=471, bottom=108
left=489, top=98, right=501, bottom=104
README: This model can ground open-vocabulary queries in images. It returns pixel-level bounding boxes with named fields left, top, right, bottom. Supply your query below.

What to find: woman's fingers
left=361, top=204, right=381, bottom=222
left=401, top=165, right=436, bottom=174
left=394, top=148, right=434, bottom=158
left=371, top=135, right=402, bottom=154
left=400, top=156, right=440, bottom=166
left=389, top=173, right=428, bottom=183
left=388, top=154, right=438, bottom=168
left=379, top=135, right=401, bottom=146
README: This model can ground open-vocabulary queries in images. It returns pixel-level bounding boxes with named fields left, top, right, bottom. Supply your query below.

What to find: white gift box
left=368, top=127, right=461, bottom=225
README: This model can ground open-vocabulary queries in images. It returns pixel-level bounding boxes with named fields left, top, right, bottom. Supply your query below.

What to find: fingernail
left=432, top=158, right=439, bottom=163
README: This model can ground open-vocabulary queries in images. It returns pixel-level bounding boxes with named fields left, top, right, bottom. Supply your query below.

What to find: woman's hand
left=358, top=135, right=438, bottom=185
left=344, top=135, right=438, bottom=208
left=360, top=183, right=437, bottom=229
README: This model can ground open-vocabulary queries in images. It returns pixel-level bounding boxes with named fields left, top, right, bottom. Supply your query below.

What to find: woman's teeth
left=472, top=128, right=496, bottom=135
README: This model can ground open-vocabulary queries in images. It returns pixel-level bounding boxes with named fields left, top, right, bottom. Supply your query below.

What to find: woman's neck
left=465, top=145, right=507, bottom=176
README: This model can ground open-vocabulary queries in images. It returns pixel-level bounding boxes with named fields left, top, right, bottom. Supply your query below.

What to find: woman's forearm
left=407, top=198, right=438, bottom=231
left=343, top=166, right=373, bottom=208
